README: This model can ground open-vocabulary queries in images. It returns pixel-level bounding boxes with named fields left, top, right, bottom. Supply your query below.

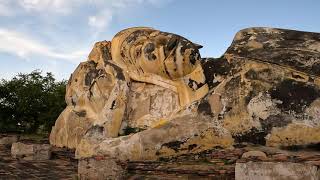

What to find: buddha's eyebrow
left=193, top=43, right=203, bottom=49
left=166, top=37, right=178, bottom=51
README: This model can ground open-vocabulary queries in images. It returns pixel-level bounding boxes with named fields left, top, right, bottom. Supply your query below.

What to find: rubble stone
left=242, top=150, right=267, bottom=159
left=78, top=157, right=126, bottom=180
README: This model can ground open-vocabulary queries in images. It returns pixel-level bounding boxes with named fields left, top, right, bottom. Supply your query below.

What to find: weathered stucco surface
left=50, top=27, right=320, bottom=162
left=50, top=42, right=130, bottom=148
left=50, top=27, right=211, bottom=153
left=201, top=27, right=320, bottom=147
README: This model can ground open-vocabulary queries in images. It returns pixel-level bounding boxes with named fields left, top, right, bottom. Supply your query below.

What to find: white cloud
left=1, top=0, right=168, bottom=31
left=88, top=10, right=113, bottom=31
left=0, top=0, right=171, bottom=64
left=0, top=28, right=88, bottom=63
left=0, top=1, right=14, bottom=16
left=86, top=0, right=161, bottom=33
left=18, top=0, right=76, bottom=14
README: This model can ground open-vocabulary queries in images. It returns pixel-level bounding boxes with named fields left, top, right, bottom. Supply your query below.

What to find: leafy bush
left=0, top=70, right=67, bottom=134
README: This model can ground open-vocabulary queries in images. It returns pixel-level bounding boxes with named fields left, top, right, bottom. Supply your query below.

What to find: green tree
left=0, top=70, right=67, bottom=134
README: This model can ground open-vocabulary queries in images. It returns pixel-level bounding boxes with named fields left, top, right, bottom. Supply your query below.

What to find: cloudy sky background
left=1, top=0, right=320, bottom=80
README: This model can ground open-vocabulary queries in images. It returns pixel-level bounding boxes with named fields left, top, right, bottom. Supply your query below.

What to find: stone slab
left=11, top=142, right=51, bottom=160
left=0, top=135, right=18, bottom=145
left=235, top=162, right=320, bottom=180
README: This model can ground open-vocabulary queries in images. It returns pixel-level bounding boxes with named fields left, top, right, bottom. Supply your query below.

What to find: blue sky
left=1, top=0, right=320, bottom=80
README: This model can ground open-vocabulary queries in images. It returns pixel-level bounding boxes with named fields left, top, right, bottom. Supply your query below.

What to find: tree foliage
left=0, top=70, right=67, bottom=134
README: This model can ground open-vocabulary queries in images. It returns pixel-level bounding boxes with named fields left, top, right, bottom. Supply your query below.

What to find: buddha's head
left=111, top=27, right=203, bottom=80
left=111, top=27, right=208, bottom=107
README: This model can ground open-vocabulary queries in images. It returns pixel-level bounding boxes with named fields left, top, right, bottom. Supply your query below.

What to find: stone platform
left=1, top=143, right=320, bottom=179
left=126, top=147, right=320, bottom=179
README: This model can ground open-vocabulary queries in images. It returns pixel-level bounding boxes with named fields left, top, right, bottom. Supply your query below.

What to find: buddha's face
left=112, top=27, right=202, bottom=80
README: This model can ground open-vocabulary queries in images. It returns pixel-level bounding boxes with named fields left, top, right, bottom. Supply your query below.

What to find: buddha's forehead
left=123, top=28, right=196, bottom=49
